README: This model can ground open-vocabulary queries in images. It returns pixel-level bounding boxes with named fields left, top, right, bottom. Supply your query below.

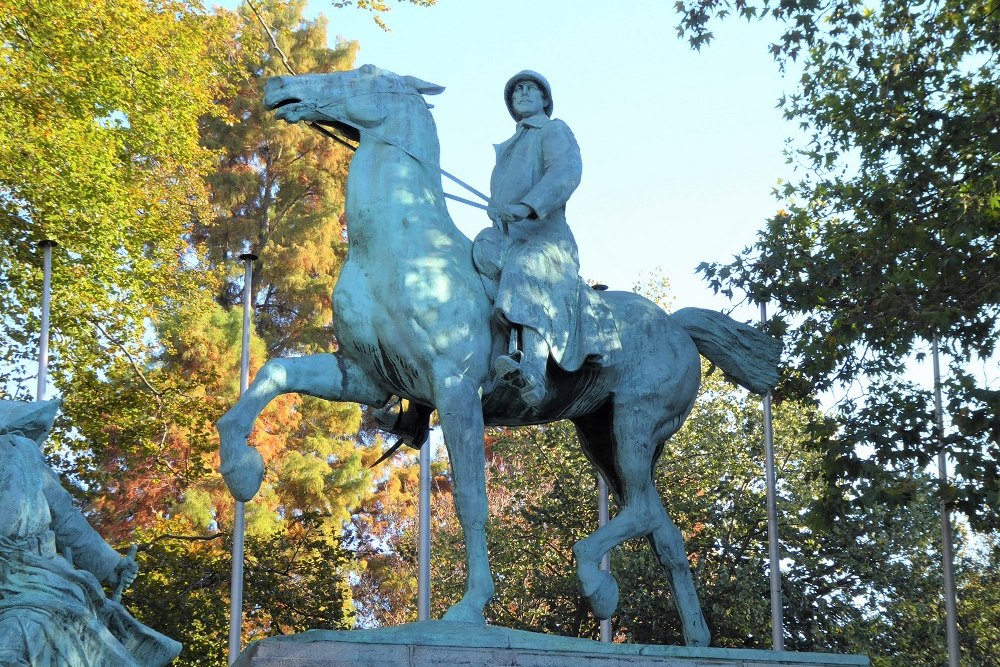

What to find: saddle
left=473, top=225, right=622, bottom=372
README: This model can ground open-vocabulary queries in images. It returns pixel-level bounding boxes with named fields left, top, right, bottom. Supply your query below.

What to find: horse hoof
left=442, top=602, right=486, bottom=625
left=219, top=446, right=265, bottom=502
left=683, top=616, right=712, bottom=647
left=584, top=571, right=619, bottom=620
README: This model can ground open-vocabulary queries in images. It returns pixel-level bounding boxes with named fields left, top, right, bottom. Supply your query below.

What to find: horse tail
left=671, top=307, right=782, bottom=395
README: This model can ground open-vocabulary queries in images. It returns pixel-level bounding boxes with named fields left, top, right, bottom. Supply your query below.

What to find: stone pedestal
left=233, top=622, right=868, bottom=667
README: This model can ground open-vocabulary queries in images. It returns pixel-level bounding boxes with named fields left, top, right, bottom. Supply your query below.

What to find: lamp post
left=598, top=476, right=612, bottom=643
left=418, top=431, right=432, bottom=621
left=760, top=302, right=783, bottom=651
left=932, top=337, right=960, bottom=667
left=228, top=252, right=257, bottom=665
left=36, top=240, right=56, bottom=401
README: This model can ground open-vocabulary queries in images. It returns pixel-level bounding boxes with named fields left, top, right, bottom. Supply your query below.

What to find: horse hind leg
left=218, top=353, right=388, bottom=502
left=645, top=494, right=711, bottom=646
left=571, top=416, right=710, bottom=647
left=570, top=411, right=623, bottom=619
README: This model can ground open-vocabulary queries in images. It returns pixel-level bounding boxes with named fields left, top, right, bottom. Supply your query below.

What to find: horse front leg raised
left=218, top=353, right=388, bottom=501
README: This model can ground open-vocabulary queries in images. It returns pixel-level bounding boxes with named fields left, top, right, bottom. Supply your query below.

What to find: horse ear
left=402, top=75, right=445, bottom=96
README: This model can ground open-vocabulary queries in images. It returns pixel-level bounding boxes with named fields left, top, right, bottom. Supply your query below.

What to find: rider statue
left=480, top=70, right=588, bottom=407
left=376, top=70, right=619, bottom=437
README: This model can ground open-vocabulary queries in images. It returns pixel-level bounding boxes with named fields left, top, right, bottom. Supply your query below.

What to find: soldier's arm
left=519, top=120, right=583, bottom=220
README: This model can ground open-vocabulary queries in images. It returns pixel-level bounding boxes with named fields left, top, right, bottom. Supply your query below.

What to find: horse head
left=264, top=64, right=445, bottom=148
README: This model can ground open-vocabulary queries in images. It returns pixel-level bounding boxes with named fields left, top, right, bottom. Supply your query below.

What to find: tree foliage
left=196, top=0, right=358, bottom=355
left=1, top=0, right=445, bottom=659
left=674, top=0, right=1000, bottom=528
left=118, top=2, right=380, bottom=656
left=0, top=0, right=229, bottom=404
left=1, top=0, right=418, bottom=660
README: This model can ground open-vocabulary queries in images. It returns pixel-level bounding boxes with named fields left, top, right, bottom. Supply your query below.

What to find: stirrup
left=372, top=398, right=431, bottom=452
left=491, top=354, right=545, bottom=407
left=492, top=352, right=523, bottom=382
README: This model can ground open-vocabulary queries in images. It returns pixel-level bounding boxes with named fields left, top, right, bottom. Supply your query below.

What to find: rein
left=305, top=95, right=490, bottom=211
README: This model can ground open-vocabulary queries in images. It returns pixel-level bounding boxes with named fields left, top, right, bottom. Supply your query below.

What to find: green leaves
left=676, top=0, right=1000, bottom=529
left=0, top=0, right=229, bottom=410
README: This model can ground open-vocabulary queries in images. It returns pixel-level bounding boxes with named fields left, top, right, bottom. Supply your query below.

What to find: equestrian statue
left=217, top=64, right=781, bottom=647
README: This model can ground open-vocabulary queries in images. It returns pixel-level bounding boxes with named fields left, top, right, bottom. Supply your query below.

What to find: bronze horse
left=218, top=65, right=780, bottom=646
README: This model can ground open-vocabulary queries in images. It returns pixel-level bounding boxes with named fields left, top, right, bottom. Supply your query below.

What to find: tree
left=673, top=0, right=1000, bottom=529
left=196, top=0, right=358, bottom=355
left=117, top=1, right=449, bottom=654
left=0, top=0, right=229, bottom=407
left=2, top=0, right=434, bottom=659
left=955, top=533, right=1000, bottom=665
left=2, top=0, right=382, bottom=657
left=119, top=1, right=374, bottom=652
left=348, top=442, right=428, bottom=628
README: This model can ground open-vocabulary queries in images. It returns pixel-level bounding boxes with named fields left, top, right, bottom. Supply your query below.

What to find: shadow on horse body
left=218, top=65, right=780, bottom=647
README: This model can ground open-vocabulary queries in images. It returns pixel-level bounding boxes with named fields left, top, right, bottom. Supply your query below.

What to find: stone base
left=233, top=621, right=868, bottom=667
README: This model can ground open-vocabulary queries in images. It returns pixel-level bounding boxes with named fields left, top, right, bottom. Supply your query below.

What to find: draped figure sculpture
left=0, top=399, right=181, bottom=667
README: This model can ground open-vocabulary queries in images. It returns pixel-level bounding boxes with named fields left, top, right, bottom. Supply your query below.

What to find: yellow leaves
left=277, top=449, right=334, bottom=510
left=245, top=484, right=281, bottom=536
left=175, top=486, right=216, bottom=530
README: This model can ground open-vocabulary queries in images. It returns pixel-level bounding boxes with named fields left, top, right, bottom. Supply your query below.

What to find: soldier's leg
left=493, top=325, right=547, bottom=407
left=518, top=327, right=548, bottom=403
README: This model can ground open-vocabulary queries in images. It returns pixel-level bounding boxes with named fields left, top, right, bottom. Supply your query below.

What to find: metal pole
left=598, top=476, right=612, bottom=643
left=36, top=240, right=55, bottom=401
left=932, top=337, right=961, bottom=667
left=760, top=302, right=784, bottom=651
left=417, top=430, right=432, bottom=621
left=228, top=253, right=256, bottom=665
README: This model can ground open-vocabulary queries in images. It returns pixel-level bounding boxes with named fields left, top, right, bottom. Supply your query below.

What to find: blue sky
left=235, top=0, right=799, bottom=317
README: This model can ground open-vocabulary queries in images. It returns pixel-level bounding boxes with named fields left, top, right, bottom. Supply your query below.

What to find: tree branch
left=245, top=0, right=297, bottom=76
left=142, top=532, right=224, bottom=548
left=89, top=317, right=165, bottom=399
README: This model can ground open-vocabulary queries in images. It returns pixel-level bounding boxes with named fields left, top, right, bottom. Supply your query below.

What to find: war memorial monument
left=216, top=65, right=869, bottom=666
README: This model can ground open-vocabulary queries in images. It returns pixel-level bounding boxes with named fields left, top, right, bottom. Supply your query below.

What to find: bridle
left=296, top=90, right=490, bottom=211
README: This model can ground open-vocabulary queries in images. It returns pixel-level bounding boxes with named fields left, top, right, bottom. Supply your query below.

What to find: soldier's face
left=511, top=81, right=546, bottom=118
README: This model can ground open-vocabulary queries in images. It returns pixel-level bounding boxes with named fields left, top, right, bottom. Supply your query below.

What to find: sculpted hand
left=498, top=203, right=532, bottom=223
left=486, top=201, right=502, bottom=224
left=109, top=555, right=138, bottom=589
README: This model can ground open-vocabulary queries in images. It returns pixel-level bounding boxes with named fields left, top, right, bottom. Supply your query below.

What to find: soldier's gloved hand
left=487, top=201, right=501, bottom=223
left=109, top=555, right=138, bottom=589
left=498, top=203, right=532, bottom=223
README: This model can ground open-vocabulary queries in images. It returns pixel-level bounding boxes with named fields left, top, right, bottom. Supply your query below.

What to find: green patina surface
left=221, top=66, right=785, bottom=647
left=238, top=621, right=868, bottom=666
